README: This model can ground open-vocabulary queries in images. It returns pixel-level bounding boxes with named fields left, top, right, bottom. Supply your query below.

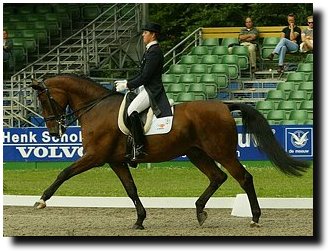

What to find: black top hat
left=142, top=22, right=161, bottom=33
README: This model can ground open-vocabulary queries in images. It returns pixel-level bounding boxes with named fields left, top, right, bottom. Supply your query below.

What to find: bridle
left=36, top=81, right=68, bottom=137
left=36, top=81, right=113, bottom=137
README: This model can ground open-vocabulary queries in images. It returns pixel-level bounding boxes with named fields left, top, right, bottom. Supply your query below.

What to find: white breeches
left=127, top=88, right=151, bottom=116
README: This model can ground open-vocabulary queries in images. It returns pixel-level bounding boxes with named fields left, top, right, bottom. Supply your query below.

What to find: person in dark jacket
left=115, top=22, right=172, bottom=161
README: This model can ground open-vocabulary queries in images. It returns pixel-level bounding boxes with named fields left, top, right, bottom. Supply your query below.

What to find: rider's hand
left=115, top=80, right=128, bottom=92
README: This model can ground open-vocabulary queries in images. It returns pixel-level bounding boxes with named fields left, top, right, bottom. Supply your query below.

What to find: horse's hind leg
left=221, top=157, right=261, bottom=227
left=110, top=163, right=146, bottom=230
left=186, top=148, right=228, bottom=226
left=34, top=154, right=99, bottom=209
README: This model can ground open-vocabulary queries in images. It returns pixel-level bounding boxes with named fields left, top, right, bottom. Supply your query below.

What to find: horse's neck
left=63, top=80, right=110, bottom=110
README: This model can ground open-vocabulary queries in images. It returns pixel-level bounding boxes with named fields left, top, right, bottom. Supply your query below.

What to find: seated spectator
left=239, top=17, right=259, bottom=72
left=3, top=30, right=13, bottom=75
left=267, top=13, right=301, bottom=73
left=300, top=15, right=313, bottom=53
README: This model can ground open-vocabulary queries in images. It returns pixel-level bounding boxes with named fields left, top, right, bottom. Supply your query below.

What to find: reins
left=63, top=92, right=114, bottom=127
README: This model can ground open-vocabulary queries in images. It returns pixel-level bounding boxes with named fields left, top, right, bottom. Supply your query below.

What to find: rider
left=115, top=22, right=172, bottom=161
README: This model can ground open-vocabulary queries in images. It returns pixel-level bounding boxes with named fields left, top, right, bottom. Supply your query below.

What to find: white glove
left=115, top=80, right=128, bottom=92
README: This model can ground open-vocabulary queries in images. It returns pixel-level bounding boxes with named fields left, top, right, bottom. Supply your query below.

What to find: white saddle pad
left=118, top=93, right=174, bottom=136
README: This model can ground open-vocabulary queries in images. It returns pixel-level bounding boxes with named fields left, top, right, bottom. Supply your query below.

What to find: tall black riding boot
left=129, top=111, right=146, bottom=161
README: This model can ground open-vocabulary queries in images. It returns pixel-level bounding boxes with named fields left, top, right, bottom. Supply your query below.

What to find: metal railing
left=164, top=27, right=202, bottom=71
left=4, top=3, right=142, bottom=127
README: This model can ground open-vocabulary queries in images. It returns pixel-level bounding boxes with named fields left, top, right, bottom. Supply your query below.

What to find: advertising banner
left=3, top=125, right=313, bottom=162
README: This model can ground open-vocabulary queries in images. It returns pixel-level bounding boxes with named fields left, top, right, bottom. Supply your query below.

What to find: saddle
left=118, top=92, right=174, bottom=136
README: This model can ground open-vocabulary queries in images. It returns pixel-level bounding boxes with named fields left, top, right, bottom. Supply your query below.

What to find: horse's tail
left=228, top=103, right=310, bottom=176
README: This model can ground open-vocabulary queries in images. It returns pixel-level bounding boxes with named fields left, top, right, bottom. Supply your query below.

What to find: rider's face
left=142, top=30, right=155, bottom=45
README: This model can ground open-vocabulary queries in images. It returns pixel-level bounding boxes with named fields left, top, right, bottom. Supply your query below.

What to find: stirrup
left=131, top=145, right=147, bottom=161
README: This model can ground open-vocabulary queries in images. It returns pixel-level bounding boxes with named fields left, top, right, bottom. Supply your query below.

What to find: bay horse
left=30, top=74, right=309, bottom=229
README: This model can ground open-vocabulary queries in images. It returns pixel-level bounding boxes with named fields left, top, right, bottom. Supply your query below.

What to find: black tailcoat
left=127, top=44, right=172, bottom=118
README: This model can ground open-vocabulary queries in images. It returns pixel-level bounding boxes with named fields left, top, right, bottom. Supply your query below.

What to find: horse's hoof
left=197, top=211, right=208, bottom=226
left=250, top=221, right=261, bottom=228
left=34, top=200, right=46, bottom=209
left=132, top=224, right=145, bottom=230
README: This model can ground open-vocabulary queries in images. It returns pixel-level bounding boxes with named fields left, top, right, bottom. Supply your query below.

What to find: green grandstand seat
left=201, top=55, right=220, bottom=65
left=276, top=81, right=296, bottom=99
left=256, top=100, right=275, bottom=117
left=267, top=110, right=287, bottom=124
left=297, top=63, right=313, bottom=80
left=199, top=74, right=221, bottom=96
left=277, top=100, right=297, bottom=118
left=221, top=37, right=239, bottom=47
left=26, top=14, right=45, bottom=22
left=201, top=38, right=219, bottom=47
left=162, top=74, right=177, bottom=90
left=211, top=46, right=229, bottom=61
left=35, top=5, right=53, bottom=14
left=187, top=83, right=206, bottom=100
left=82, top=5, right=101, bottom=20
left=286, top=72, right=305, bottom=82
left=189, top=64, right=208, bottom=75
left=231, top=45, right=249, bottom=70
left=169, top=64, right=187, bottom=75
left=9, top=15, right=26, bottom=22
left=190, top=46, right=209, bottom=56
left=20, top=29, right=37, bottom=39
left=203, top=84, right=217, bottom=99
left=55, top=13, right=71, bottom=28
left=298, top=81, right=313, bottom=99
left=277, top=100, right=297, bottom=110
left=209, top=64, right=229, bottom=88
left=180, top=55, right=199, bottom=65
left=299, top=100, right=313, bottom=111
left=305, top=53, right=313, bottom=63
left=221, top=55, right=239, bottom=79
left=17, top=5, right=35, bottom=15
left=176, top=92, right=196, bottom=103
left=12, top=38, right=25, bottom=48
left=297, top=63, right=313, bottom=73
left=289, top=110, right=308, bottom=121
left=13, top=22, right=34, bottom=30
left=22, top=38, right=37, bottom=53
left=288, top=90, right=307, bottom=106
left=178, top=74, right=197, bottom=84
left=266, top=90, right=286, bottom=107
left=167, top=83, right=186, bottom=97
left=299, top=100, right=313, bottom=119
left=162, top=74, right=177, bottom=85
left=261, top=37, right=280, bottom=60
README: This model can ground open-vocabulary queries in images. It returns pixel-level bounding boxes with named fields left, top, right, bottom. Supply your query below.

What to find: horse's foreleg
left=187, top=148, right=228, bottom=226
left=34, top=154, right=98, bottom=209
left=110, top=163, right=146, bottom=230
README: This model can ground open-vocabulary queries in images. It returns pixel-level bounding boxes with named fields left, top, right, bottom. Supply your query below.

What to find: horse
left=30, top=74, right=310, bottom=229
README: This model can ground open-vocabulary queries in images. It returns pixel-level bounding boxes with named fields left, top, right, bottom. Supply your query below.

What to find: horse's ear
left=30, top=79, right=44, bottom=91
